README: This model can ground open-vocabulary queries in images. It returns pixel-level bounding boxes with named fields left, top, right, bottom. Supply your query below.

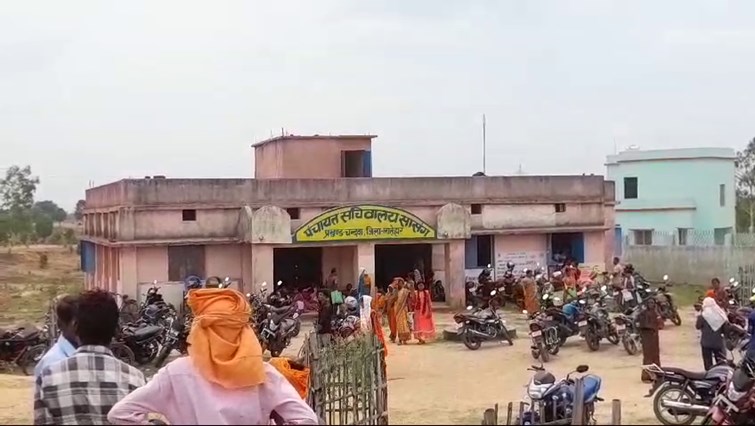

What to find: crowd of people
left=313, top=268, right=437, bottom=347
left=32, top=288, right=319, bottom=425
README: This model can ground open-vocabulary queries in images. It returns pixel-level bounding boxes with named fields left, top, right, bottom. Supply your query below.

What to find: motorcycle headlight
left=726, top=382, right=749, bottom=402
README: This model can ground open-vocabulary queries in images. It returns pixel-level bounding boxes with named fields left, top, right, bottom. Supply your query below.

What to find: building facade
left=81, top=135, right=616, bottom=308
left=606, top=147, right=736, bottom=248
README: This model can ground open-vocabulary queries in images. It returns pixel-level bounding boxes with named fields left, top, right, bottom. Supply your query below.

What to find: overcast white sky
left=2, top=0, right=755, bottom=210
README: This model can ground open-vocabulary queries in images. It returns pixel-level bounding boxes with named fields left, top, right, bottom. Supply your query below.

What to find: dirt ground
left=0, top=247, right=708, bottom=424
left=0, top=308, right=704, bottom=425
left=0, top=245, right=83, bottom=326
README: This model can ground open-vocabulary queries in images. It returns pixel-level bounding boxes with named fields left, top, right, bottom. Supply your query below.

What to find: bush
left=35, top=216, right=54, bottom=239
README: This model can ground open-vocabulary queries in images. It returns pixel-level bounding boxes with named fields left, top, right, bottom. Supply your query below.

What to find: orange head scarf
left=186, top=288, right=265, bottom=389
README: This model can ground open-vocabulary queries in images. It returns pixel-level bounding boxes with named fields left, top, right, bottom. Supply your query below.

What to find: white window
left=632, top=230, right=653, bottom=246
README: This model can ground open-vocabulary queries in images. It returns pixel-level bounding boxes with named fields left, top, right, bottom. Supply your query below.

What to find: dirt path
left=0, top=308, right=704, bottom=425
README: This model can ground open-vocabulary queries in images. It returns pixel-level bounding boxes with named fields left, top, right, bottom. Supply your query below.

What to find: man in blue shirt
left=34, top=294, right=79, bottom=379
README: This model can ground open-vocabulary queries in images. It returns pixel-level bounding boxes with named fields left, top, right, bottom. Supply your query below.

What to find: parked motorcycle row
left=0, top=312, right=52, bottom=375
left=457, top=263, right=683, bottom=361
left=645, top=277, right=755, bottom=426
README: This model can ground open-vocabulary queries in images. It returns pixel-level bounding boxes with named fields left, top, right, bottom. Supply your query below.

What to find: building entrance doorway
left=273, top=247, right=322, bottom=290
left=550, top=232, right=585, bottom=265
left=374, top=244, right=432, bottom=291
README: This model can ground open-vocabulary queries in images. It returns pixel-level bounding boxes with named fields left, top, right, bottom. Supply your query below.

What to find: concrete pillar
left=444, top=240, right=466, bottom=308
left=240, top=244, right=253, bottom=294
left=251, top=245, right=274, bottom=294
left=431, top=243, right=446, bottom=284
left=353, top=242, right=375, bottom=289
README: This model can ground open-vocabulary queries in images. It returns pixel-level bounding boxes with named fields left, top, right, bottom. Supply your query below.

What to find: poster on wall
left=495, top=251, right=547, bottom=277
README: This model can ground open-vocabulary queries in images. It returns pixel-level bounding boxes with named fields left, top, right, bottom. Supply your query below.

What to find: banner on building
left=495, top=251, right=547, bottom=277
left=293, top=205, right=437, bottom=243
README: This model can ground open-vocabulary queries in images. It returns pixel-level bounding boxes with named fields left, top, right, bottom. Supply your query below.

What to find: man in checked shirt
left=34, top=290, right=145, bottom=425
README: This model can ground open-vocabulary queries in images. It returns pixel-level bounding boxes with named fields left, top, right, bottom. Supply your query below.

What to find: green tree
left=0, top=166, right=39, bottom=212
left=34, top=215, right=54, bottom=239
left=74, top=199, right=86, bottom=221
left=736, top=138, right=755, bottom=233
left=33, top=200, right=67, bottom=222
left=0, top=165, right=39, bottom=246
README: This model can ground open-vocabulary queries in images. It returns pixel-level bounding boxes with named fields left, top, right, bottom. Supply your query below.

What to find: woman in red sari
left=413, top=282, right=436, bottom=344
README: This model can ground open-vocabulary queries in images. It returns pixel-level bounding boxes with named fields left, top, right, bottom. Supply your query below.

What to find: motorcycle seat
left=129, top=325, right=163, bottom=341
left=1, top=325, right=40, bottom=341
left=664, top=367, right=707, bottom=381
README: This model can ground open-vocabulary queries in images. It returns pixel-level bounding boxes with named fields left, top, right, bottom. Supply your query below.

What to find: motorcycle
left=259, top=302, right=302, bottom=357
left=0, top=324, right=48, bottom=376
left=153, top=314, right=191, bottom=368
left=581, top=287, right=620, bottom=351
left=453, top=290, right=513, bottom=350
left=115, top=321, right=164, bottom=365
left=701, top=356, right=755, bottom=425
left=519, top=364, right=603, bottom=425
left=526, top=297, right=563, bottom=363
left=614, top=305, right=642, bottom=355
left=654, top=275, right=682, bottom=326
left=644, top=361, right=734, bottom=425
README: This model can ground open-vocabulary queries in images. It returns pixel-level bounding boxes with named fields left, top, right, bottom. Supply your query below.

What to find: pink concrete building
left=81, top=135, right=616, bottom=308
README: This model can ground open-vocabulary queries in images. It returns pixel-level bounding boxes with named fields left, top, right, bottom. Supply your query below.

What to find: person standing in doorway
left=34, top=290, right=146, bottom=425
left=639, top=298, right=662, bottom=383
left=34, top=294, right=79, bottom=380
left=316, top=289, right=334, bottom=342
left=697, top=297, right=728, bottom=370
left=412, top=282, right=436, bottom=344
left=326, top=268, right=338, bottom=290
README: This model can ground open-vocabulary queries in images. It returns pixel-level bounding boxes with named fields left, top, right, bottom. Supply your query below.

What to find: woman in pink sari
left=413, top=282, right=436, bottom=344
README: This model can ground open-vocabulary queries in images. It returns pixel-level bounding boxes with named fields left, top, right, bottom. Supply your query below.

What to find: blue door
left=571, top=233, right=585, bottom=263
left=614, top=226, right=623, bottom=257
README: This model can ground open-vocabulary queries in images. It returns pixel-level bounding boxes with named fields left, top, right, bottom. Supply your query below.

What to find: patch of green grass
left=670, top=284, right=706, bottom=307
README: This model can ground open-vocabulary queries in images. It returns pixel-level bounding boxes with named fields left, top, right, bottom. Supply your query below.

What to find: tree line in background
left=0, top=165, right=86, bottom=250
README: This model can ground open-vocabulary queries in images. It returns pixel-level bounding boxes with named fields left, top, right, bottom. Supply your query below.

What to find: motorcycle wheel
left=586, top=330, right=600, bottom=352
left=539, top=344, right=550, bottom=362
left=530, top=347, right=541, bottom=360
left=624, top=334, right=640, bottom=355
left=137, top=341, right=159, bottom=365
left=20, top=344, right=47, bottom=376
left=292, top=321, right=301, bottom=338
left=547, top=344, right=560, bottom=355
left=462, top=330, right=482, bottom=351
left=499, top=326, right=514, bottom=346
left=671, top=312, right=682, bottom=326
left=607, top=331, right=620, bottom=345
left=154, top=343, right=173, bottom=368
left=652, top=384, right=697, bottom=426
left=111, top=343, right=136, bottom=366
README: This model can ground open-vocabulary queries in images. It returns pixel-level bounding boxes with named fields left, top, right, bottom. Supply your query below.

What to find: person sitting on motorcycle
left=562, top=266, right=578, bottom=302
left=478, top=267, right=492, bottom=286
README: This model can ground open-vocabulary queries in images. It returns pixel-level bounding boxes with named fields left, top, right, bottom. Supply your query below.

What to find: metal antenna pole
left=482, top=114, right=487, bottom=174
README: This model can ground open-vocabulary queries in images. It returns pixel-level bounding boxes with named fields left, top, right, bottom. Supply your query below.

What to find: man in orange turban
left=109, top=288, right=318, bottom=425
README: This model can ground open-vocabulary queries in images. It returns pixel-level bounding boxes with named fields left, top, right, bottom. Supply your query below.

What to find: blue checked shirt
left=33, top=345, right=145, bottom=425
